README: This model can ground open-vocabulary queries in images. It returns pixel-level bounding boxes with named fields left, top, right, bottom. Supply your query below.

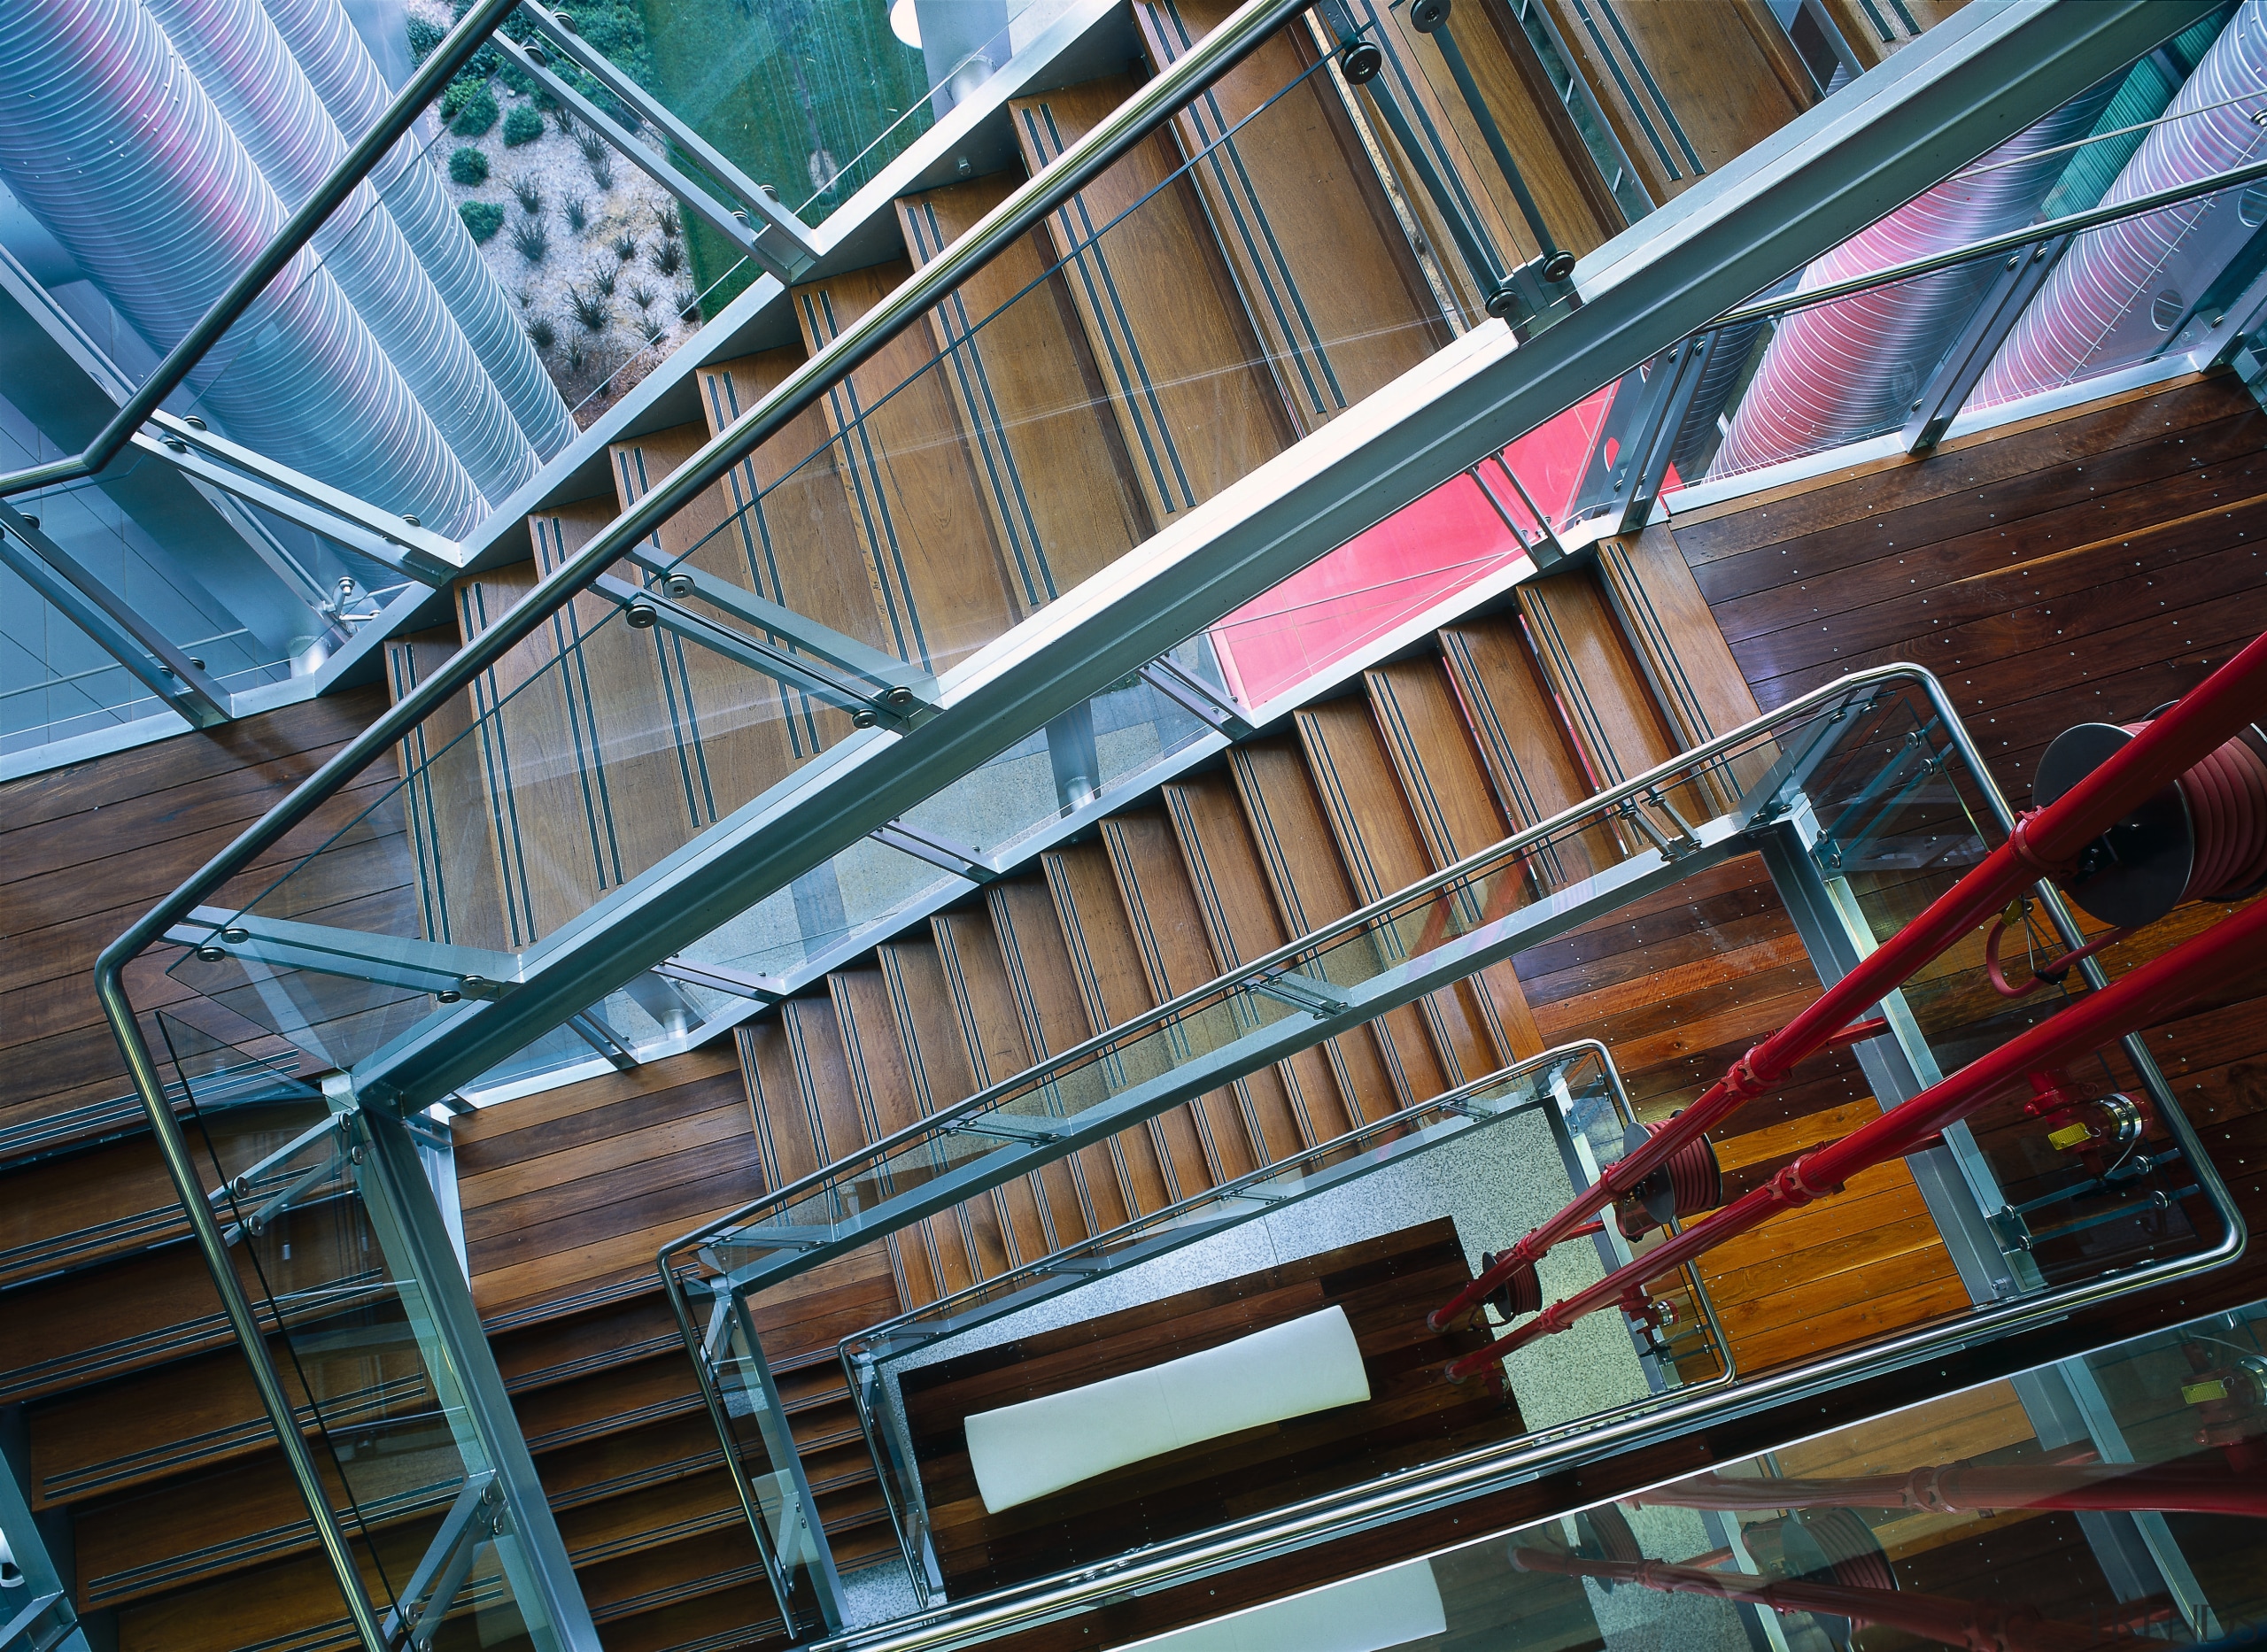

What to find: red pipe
left=1510, top=1548, right=2102, bottom=1652
left=1447, top=874, right=2267, bottom=1377
left=1430, top=628, right=2267, bottom=1334
left=1634, top=1459, right=2267, bottom=1520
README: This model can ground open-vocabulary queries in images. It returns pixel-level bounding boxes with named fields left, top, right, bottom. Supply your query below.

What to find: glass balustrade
left=831, top=1042, right=1734, bottom=1604
left=151, top=1012, right=575, bottom=1650
left=653, top=661, right=2238, bottom=1636
left=1177, top=1294, right=2267, bottom=1652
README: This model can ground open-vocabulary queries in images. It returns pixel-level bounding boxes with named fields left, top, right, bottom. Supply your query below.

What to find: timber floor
left=896, top=1218, right=1509, bottom=1595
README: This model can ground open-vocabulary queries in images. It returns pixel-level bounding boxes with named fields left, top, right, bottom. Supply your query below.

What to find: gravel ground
left=408, top=0, right=701, bottom=427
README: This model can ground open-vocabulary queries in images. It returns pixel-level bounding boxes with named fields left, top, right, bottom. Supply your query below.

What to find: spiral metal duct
left=1974, top=0, right=2267, bottom=408
left=149, top=0, right=539, bottom=503
left=267, top=0, right=578, bottom=460
left=1709, top=84, right=2117, bottom=477
left=144, top=0, right=538, bottom=502
left=0, top=0, right=483, bottom=534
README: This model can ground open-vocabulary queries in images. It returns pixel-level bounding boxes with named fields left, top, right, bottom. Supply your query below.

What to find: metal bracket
left=1620, top=788, right=1702, bottom=859
left=145, top=413, right=461, bottom=579
left=567, top=1008, right=638, bottom=1071
left=1139, top=655, right=1255, bottom=738
left=652, top=957, right=784, bottom=1005
left=166, top=906, right=523, bottom=1002
left=1902, top=235, right=2070, bottom=453
left=943, top=1112, right=1073, bottom=1146
left=1616, top=331, right=1717, bottom=533
left=210, top=1114, right=352, bottom=1246
left=870, top=820, right=996, bottom=883
left=379, top=1472, right=504, bottom=1652
left=0, top=500, right=231, bottom=728
left=515, top=0, right=819, bottom=280
left=1247, top=966, right=1353, bottom=1018
left=623, top=550, right=929, bottom=709
left=1470, top=454, right=1569, bottom=566
left=593, top=572, right=931, bottom=730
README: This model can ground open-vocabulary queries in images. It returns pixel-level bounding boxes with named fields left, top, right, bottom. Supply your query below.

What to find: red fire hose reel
left=2033, top=714, right=2267, bottom=929
left=1613, top=1117, right=1725, bottom=1239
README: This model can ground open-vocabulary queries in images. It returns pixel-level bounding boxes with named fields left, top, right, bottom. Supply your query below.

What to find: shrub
left=638, top=312, right=669, bottom=346
left=649, top=236, right=683, bottom=277
left=447, top=145, right=488, bottom=186
left=406, top=16, right=444, bottom=62
left=564, top=197, right=590, bottom=235
left=569, top=284, right=612, bottom=332
left=627, top=279, right=658, bottom=311
left=570, top=126, right=615, bottom=189
left=654, top=202, right=681, bottom=240
left=510, top=214, right=550, bottom=264
left=526, top=313, right=558, bottom=350
left=449, top=84, right=498, bottom=137
left=611, top=229, right=638, bottom=262
left=458, top=200, right=505, bottom=243
left=589, top=259, right=618, bottom=297
left=564, top=335, right=586, bottom=373
left=509, top=173, right=543, bottom=214
left=676, top=286, right=698, bottom=320
left=502, top=104, right=545, bottom=147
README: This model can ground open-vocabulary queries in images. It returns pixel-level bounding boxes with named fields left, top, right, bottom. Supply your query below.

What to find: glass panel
left=156, top=1012, right=545, bottom=1648
left=1256, top=1296, right=2267, bottom=1652
left=161, top=575, right=836, bottom=1065
left=1805, top=684, right=2222, bottom=1298
left=800, top=1046, right=1730, bottom=1601
left=1208, top=469, right=1535, bottom=710
left=688, top=1291, right=841, bottom=1634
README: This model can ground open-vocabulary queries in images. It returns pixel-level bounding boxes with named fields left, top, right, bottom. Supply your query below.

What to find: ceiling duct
left=267, top=0, right=579, bottom=460
left=146, top=0, right=540, bottom=504
left=1708, top=80, right=2120, bottom=476
left=1973, top=0, right=2267, bottom=407
left=0, top=0, right=484, bottom=534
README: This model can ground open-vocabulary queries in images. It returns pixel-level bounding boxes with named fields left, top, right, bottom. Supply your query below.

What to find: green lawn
left=633, top=0, right=933, bottom=315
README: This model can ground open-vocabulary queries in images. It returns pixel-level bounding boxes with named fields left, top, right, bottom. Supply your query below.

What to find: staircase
left=0, top=4, right=1884, bottom=1648
left=371, top=0, right=1834, bottom=979
left=722, top=527, right=1765, bottom=1320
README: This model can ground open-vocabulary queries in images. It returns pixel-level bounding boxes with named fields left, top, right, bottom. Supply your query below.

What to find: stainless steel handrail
left=663, top=660, right=1945, bottom=1260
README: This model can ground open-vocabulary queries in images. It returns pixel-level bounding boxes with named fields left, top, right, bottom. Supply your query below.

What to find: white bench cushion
left=963, top=1304, right=1371, bottom=1513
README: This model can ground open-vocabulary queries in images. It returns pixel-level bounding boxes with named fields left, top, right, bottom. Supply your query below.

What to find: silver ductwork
left=1974, top=0, right=2267, bottom=407
left=1709, top=81, right=2118, bottom=476
left=0, top=0, right=484, bottom=533
left=146, top=0, right=540, bottom=502
left=267, top=0, right=579, bottom=460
